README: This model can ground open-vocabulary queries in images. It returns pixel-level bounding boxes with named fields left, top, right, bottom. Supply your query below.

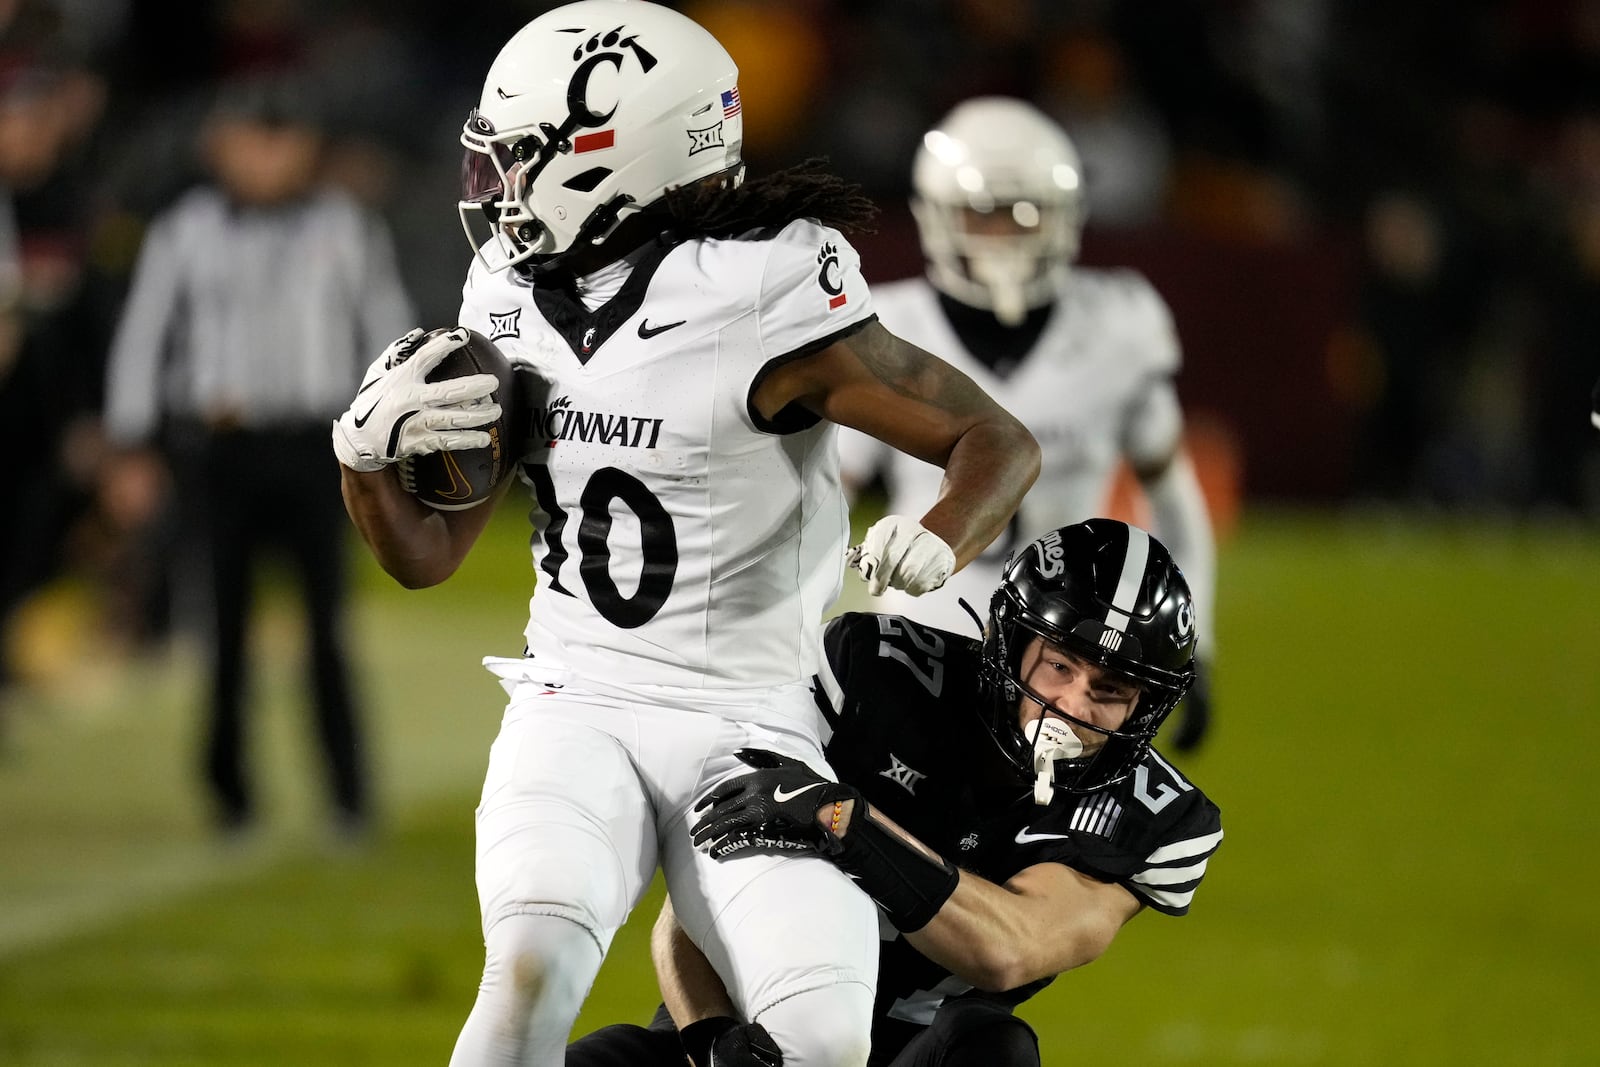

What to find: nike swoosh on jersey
left=637, top=318, right=687, bottom=339
left=1014, top=826, right=1074, bottom=845
left=772, top=782, right=824, bottom=804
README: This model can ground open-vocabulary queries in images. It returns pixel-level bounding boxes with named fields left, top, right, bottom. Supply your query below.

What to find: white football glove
left=846, top=515, right=956, bottom=597
left=332, top=327, right=501, bottom=473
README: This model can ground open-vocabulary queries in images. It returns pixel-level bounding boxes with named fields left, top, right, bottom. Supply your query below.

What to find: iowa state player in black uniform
left=568, top=519, right=1222, bottom=1067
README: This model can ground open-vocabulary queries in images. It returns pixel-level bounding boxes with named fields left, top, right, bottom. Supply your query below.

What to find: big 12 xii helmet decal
left=911, top=97, right=1085, bottom=326
left=981, top=519, right=1197, bottom=798
left=459, top=0, right=745, bottom=273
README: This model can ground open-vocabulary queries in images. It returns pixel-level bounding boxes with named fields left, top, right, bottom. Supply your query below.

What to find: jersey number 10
left=525, top=464, right=680, bottom=629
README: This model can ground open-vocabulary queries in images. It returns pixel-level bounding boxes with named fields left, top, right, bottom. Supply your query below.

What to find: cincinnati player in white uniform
left=460, top=216, right=868, bottom=693
left=330, top=6, right=1038, bottom=1067
left=567, top=520, right=1221, bottom=1067
left=838, top=98, right=1217, bottom=752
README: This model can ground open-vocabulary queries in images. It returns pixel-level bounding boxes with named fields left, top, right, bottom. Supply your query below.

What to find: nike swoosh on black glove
left=690, top=749, right=857, bottom=859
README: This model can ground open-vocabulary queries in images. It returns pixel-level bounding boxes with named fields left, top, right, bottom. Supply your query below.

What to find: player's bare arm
left=690, top=777, right=1138, bottom=996
left=825, top=798, right=1141, bottom=991
left=752, top=319, right=1040, bottom=569
left=651, top=897, right=734, bottom=1028
left=909, top=860, right=1141, bottom=991
left=340, top=468, right=509, bottom=588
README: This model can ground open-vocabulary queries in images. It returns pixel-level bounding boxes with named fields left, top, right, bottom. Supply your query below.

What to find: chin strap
left=957, top=597, right=985, bottom=638
left=1024, top=717, right=1082, bottom=805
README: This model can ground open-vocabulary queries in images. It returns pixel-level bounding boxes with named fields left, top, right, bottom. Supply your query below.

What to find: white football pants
left=448, top=677, right=878, bottom=1067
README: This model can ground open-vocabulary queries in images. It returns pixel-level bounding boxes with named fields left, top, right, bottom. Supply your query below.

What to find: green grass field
left=2, top=507, right=1597, bottom=1065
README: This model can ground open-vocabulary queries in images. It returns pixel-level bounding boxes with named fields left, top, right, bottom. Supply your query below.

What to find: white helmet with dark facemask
left=459, top=0, right=745, bottom=274
left=911, top=97, right=1084, bottom=325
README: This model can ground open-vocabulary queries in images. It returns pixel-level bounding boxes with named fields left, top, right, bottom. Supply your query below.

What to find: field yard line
left=0, top=839, right=286, bottom=960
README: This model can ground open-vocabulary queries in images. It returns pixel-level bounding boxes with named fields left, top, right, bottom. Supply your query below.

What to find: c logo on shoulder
left=816, top=242, right=847, bottom=310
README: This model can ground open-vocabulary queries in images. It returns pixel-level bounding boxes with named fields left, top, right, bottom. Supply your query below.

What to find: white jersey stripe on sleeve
left=1134, top=883, right=1198, bottom=911
left=1132, top=858, right=1211, bottom=886
left=1145, top=828, right=1224, bottom=864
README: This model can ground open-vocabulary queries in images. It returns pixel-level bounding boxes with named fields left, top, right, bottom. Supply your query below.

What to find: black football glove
left=1170, top=658, right=1213, bottom=753
left=691, top=749, right=859, bottom=860
left=680, top=1016, right=784, bottom=1067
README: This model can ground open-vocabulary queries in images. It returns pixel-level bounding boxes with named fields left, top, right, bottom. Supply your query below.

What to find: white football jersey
left=460, top=219, right=875, bottom=691
left=838, top=269, right=1183, bottom=632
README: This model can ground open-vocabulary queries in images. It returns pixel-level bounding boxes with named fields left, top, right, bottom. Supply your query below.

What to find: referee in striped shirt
left=101, top=74, right=415, bottom=840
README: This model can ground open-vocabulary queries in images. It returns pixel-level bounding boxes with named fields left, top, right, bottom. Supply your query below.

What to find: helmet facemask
left=912, top=195, right=1080, bottom=326
left=459, top=116, right=565, bottom=270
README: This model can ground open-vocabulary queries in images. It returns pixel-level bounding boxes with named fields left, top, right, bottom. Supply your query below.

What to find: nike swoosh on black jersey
left=1014, top=826, right=1073, bottom=845
left=637, top=318, right=687, bottom=339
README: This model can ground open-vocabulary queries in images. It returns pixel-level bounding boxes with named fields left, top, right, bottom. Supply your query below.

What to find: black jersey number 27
left=526, top=464, right=679, bottom=629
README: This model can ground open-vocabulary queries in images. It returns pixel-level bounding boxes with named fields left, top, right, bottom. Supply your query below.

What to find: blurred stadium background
left=2, top=1, right=1598, bottom=1064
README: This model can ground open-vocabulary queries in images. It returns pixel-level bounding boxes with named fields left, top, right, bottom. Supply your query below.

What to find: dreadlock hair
left=660, top=158, right=879, bottom=240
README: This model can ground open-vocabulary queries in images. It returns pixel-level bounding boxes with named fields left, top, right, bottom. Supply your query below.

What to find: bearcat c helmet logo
left=460, top=2, right=742, bottom=271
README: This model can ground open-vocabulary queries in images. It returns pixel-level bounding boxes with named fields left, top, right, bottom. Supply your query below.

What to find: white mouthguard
left=1024, top=717, right=1083, bottom=805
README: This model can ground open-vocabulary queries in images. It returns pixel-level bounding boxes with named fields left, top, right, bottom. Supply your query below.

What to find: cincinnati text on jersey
left=534, top=394, right=664, bottom=449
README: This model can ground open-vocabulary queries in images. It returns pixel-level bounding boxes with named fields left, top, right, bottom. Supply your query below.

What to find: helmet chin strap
left=1023, top=716, right=1083, bottom=805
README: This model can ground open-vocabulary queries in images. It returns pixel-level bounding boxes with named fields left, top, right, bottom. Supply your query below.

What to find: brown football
left=395, top=328, right=521, bottom=511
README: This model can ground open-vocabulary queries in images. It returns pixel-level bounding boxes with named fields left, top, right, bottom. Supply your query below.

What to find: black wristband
left=829, top=802, right=960, bottom=932
left=680, top=1016, right=739, bottom=1067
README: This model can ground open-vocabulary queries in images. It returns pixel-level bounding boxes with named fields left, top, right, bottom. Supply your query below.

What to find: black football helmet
left=980, top=519, right=1197, bottom=795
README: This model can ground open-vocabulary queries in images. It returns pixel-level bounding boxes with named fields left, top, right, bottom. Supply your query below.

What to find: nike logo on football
left=436, top=450, right=473, bottom=499
left=637, top=318, right=686, bottom=339
left=773, top=782, right=824, bottom=804
left=1014, top=826, right=1073, bottom=845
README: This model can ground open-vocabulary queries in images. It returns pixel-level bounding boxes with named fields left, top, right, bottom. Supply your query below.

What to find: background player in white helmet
left=838, top=96, right=1218, bottom=751
left=331, top=4, right=1039, bottom=1066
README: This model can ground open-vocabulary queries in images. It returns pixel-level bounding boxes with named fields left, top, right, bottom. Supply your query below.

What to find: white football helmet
left=910, top=97, right=1085, bottom=324
left=459, top=0, right=744, bottom=273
